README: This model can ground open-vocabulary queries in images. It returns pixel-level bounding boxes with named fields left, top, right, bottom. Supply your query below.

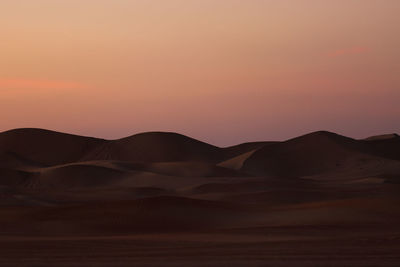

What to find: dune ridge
left=0, top=128, right=399, bottom=237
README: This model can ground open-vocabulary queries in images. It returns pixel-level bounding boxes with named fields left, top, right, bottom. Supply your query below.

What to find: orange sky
left=1, top=0, right=399, bottom=145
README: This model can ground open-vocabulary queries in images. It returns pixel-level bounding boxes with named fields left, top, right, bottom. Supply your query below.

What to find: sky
left=0, top=0, right=399, bottom=146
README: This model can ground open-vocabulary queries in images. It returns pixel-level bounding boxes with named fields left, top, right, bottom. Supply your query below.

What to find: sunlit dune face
left=0, top=0, right=399, bottom=145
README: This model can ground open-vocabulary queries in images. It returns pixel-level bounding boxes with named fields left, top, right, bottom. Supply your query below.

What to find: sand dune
left=0, top=129, right=279, bottom=169
left=0, top=128, right=105, bottom=166
left=0, top=128, right=400, bottom=266
left=221, top=141, right=274, bottom=158
left=0, top=151, right=45, bottom=170
left=81, top=132, right=223, bottom=163
left=363, top=133, right=400, bottom=160
left=0, top=168, right=32, bottom=187
left=33, top=164, right=126, bottom=189
left=241, top=131, right=399, bottom=177
left=15, top=160, right=242, bottom=188
left=364, top=133, right=399, bottom=141
left=218, top=149, right=259, bottom=170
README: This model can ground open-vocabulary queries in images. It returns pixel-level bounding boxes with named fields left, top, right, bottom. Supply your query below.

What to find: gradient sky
left=1, top=0, right=399, bottom=146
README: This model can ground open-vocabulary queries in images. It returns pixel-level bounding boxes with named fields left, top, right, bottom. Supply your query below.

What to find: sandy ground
left=1, top=226, right=400, bottom=267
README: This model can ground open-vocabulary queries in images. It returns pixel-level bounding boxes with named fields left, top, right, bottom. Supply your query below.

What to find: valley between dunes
left=0, top=128, right=400, bottom=266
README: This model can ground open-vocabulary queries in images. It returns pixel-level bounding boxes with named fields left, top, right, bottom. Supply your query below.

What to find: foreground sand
left=1, top=226, right=400, bottom=267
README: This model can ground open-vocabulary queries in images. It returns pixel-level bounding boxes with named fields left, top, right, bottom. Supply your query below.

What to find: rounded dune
left=241, top=131, right=390, bottom=177
left=0, top=128, right=105, bottom=166
left=82, top=132, right=223, bottom=163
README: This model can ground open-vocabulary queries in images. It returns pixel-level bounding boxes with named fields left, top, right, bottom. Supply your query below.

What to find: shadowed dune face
left=81, top=132, right=224, bottom=163
left=0, top=151, right=45, bottom=170
left=143, top=162, right=243, bottom=177
left=0, top=128, right=399, bottom=238
left=0, top=129, right=267, bottom=169
left=35, top=164, right=125, bottom=189
left=0, top=161, right=244, bottom=194
left=241, top=131, right=400, bottom=178
left=0, top=128, right=105, bottom=166
left=362, top=134, right=400, bottom=161
left=0, top=168, right=32, bottom=187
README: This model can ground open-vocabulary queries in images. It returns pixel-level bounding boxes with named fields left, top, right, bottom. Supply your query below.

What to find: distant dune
left=0, top=128, right=105, bottom=166
left=241, top=131, right=400, bottom=177
left=81, top=132, right=223, bottom=163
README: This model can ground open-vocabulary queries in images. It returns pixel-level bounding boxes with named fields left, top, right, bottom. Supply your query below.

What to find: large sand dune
left=0, top=128, right=105, bottom=166
left=0, top=128, right=399, bottom=266
left=241, top=131, right=400, bottom=177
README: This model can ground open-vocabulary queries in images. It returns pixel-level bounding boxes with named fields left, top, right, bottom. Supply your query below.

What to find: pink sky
left=0, top=0, right=399, bottom=146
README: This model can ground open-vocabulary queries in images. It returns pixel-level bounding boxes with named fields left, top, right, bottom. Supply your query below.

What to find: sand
left=0, top=128, right=399, bottom=266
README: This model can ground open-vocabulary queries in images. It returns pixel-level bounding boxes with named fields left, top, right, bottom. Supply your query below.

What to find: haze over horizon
left=1, top=0, right=399, bottom=146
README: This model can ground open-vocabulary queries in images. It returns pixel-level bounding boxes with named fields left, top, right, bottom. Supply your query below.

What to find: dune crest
left=0, top=128, right=399, bottom=241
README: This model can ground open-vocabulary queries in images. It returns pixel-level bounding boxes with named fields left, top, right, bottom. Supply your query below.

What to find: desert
left=0, top=128, right=399, bottom=266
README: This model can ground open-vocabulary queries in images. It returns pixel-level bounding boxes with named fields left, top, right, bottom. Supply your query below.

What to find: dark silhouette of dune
left=241, top=131, right=399, bottom=177
left=0, top=128, right=400, bottom=266
left=0, top=129, right=278, bottom=170
left=363, top=133, right=400, bottom=160
left=0, top=128, right=105, bottom=166
left=82, top=132, right=223, bottom=163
